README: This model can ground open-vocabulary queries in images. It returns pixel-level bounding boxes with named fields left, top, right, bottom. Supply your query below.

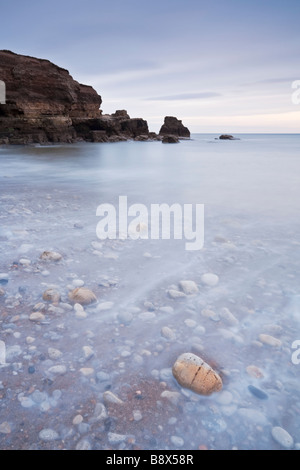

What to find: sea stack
left=159, top=116, right=190, bottom=139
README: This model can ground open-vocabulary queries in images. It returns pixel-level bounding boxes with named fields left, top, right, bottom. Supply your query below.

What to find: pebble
left=0, top=287, right=5, bottom=296
left=238, top=408, right=268, bottom=425
left=248, top=385, right=268, bottom=400
left=96, top=371, right=110, bottom=383
left=47, top=365, right=67, bottom=376
left=161, top=391, right=181, bottom=406
left=259, top=334, right=282, bottom=348
left=32, top=302, right=46, bottom=312
left=72, top=279, right=85, bottom=287
left=117, top=312, right=133, bottom=324
left=96, top=301, right=114, bottom=312
left=201, top=273, right=219, bottom=287
left=19, top=258, right=31, bottom=266
left=246, top=365, right=264, bottom=379
left=29, top=311, right=45, bottom=322
left=138, top=312, right=156, bottom=321
left=74, top=303, right=87, bottom=319
left=76, top=439, right=91, bottom=450
left=90, top=403, right=108, bottom=422
left=133, top=410, right=143, bottom=421
left=179, top=280, right=199, bottom=295
left=0, top=273, right=9, bottom=284
left=172, top=353, right=222, bottom=396
left=160, top=306, right=174, bottom=314
left=69, top=287, right=97, bottom=306
left=170, top=436, right=184, bottom=447
left=48, top=348, right=63, bottom=360
left=271, top=427, right=294, bottom=449
left=82, top=346, right=94, bottom=360
left=0, top=422, right=11, bottom=434
left=80, top=368, right=94, bottom=376
left=220, top=307, right=238, bottom=325
left=0, top=341, right=6, bottom=365
left=39, top=428, right=60, bottom=441
left=168, top=289, right=186, bottom=299
left=40, top=251, right=62, bottom=261
left=108, top=432, right=127, bottom=445
left=216, top=391, right=233, bottom=406
left=161, top=326, right=176, bottom=340
left=103, top=391, right=124, bottom=405
left=42, top=289, right=61, bottom=304
left=184, top=319, right=197, bottom=328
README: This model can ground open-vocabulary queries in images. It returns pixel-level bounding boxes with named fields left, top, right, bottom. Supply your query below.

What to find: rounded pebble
left=39, top=428, right=59, bottom=441
left=271, top=427, right=294, bottom=449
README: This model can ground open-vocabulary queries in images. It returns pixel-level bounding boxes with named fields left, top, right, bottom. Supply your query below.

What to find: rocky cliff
left=0, top=50, right=190, bottom=144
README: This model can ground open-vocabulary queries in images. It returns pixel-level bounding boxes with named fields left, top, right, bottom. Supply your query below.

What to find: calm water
left=0, top=134, right=300, bottom=450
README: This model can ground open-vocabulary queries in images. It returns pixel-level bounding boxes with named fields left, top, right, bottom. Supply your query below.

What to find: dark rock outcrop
left=219, top=134, right=239, bottom=140
left=0, top=51, right=156, bottom=144
left=162, top=135, right=179, bottom=144
left=159, top=116, right=190, bottom=139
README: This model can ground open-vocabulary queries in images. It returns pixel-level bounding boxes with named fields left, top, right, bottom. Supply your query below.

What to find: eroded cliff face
left=0, top=51, right=153, bottom=144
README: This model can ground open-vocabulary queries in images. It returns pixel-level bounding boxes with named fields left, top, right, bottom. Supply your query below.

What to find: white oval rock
left=69, top=287, right=97, bottom=306
left=271, top=427, right=294, bottom=449
left=29, top=311, right=45, bottom=322
left=179, top=280, right=199, bottom=295
left=259, top=334, right=282, bottom=348
left=201, top=273, right=219, bottom=287
left=40, top=251, right=62, bottom=262
left=39, top=428, right=59, bottom=441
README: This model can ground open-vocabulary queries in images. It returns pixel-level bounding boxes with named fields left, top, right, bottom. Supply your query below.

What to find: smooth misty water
left=0, top=134, right=300, bottom=450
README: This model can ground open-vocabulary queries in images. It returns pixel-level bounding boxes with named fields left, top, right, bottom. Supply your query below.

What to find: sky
left=1, top=0, right=300, bottom=133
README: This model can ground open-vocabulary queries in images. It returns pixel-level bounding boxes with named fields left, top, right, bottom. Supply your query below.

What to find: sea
left=0, top=134, right=299, bottom=450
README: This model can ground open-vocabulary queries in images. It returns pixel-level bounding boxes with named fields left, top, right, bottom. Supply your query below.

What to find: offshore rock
left=159, top=116, right=190, bottom=138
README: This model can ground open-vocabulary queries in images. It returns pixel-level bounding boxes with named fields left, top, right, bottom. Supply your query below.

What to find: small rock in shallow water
left=29, top=311, right=45, bottom=322
left=179, top=280, right=199, bottom=295
left=108, top=432, right=127, bottom=444
left=42, top=288, right=61, bottom=304
left=73, top=414, right=83, bottom=425
left=68, top=287, right=97, bottom=306
left=48, top=348, right=63, bottom=360
left=271, top=427, right=294, bottom=449
left=47, top=365, right=67, bottom=376
left=259, top=334, right=282, bottom=348
left=248, top=385, right=268, bottom=400
left=201, top=273, right=219, bottom=287
left=103, top=391, right=124, bottom=405
left=40, top=251, right=62, bottom=262
left=220, top=307, right=238, bottom=325
left=161, top=326, right=176, bottom=340
left=0, top=422, right=11, bottom=434
left=168, top=289, right=186, bottom=299
left=172, top=353, right=222, bottom=396
left=0, top=341, right=6, bottom=365
left=76, top=439, right=91, bottom=450
left=0, top=288, right=5, bottom=296
left=170, top=436, right=184, bottom=447
left=246, top=365, right=264, bottom=379
left=39, top=428, right=60, bottom=441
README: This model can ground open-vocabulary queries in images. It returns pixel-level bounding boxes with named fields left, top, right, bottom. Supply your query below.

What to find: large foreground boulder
left=172, top=353, right=223, bottom=396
